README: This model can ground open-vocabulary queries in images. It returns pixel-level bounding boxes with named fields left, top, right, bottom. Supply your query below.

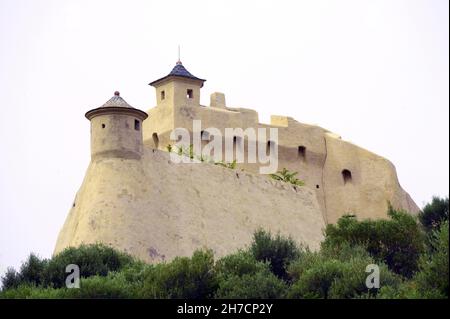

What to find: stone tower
left=149, top=60, right=206, bottom=108
left=85, top=91, right=148, bottom=160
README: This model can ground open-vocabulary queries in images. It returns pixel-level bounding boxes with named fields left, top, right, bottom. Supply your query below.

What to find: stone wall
left=54, top=149, right=326, bottom=262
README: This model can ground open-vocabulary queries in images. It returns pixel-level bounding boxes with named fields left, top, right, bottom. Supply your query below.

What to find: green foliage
left=0, top=284, right=62, bottom=299
left=418, top=196, right=449, bottom=233
left=1, top=268, right=21, bottom=290
left=215, top=250, right=266, bottom=277
left=63, top=274, right=138, bottom=299
left=20, top=254, right=48, bottom=285
left=214, top=250, right=287, bottom=298
left=270, top=168, right=304, bottom=186
left=1, top=197, right=448, bottom=299
left=287, top=245, right=401, bottom=299
left=250, top=229, right=300, bottom=280
left=215, top=269, right=287, bottom=299
left=166, top=144, right=173, bottom=152
left=323, top=206, right=425, bottom=278
left=42, top=243, right=135, bottom=288
left=0, top=274, right=138, bottom=299
left=214, top=159, right=237, bottom=169
left=140, top=250, right=217, bottom=299
left=414, top=221, right=449, bottom=298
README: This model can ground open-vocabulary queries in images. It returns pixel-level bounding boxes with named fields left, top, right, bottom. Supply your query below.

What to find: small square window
left=160, top=90, right=165, bottom=100
left=134, top=119, right=140, bottom=131
left=187, top=89, right=193, bottom=99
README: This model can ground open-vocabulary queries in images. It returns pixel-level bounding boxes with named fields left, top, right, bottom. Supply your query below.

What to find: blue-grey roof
left=149, top=62, right=206, bottom=87
left=101, top=91, right=134, bottom=108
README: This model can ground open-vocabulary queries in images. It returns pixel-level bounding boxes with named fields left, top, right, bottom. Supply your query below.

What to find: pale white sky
left=0, top=0, right=448, bottom=276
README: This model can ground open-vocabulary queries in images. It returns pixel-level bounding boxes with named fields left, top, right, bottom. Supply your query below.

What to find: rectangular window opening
left=134, top=119, right=140, bottom=131
left=160, top=90, right=165, bottom=101
left=187, top=89, right=193, bottom=99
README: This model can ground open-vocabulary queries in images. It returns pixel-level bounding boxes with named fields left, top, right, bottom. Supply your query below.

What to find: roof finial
left=114, top=91, right=120, bottom=96
left=176, top=45, right=182, bottom=65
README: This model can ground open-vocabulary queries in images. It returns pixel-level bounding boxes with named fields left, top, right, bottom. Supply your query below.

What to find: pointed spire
left=176, top=45, right=182, bottom=65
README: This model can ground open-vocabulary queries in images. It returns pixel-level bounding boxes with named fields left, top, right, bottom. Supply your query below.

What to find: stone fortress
left=54, top=60, right=419, bottom=263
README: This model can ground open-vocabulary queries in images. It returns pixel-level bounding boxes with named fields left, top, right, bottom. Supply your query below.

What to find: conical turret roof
left=85, top=91, right=148, bottom=121
left=149, top=61, right=206, bottom=87
left=100, top=91, right=134, bottom=108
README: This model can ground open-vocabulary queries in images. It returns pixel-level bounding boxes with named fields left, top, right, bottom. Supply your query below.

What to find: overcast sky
left=0, top=0, right=448, bottom=276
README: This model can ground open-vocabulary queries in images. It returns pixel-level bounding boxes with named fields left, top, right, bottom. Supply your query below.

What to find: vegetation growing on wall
left=270, top=168, right=305, bottom=186
left=1, top=197, right=448, bottom=299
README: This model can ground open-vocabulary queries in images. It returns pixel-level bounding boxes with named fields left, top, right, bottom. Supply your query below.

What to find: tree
left=418, top=196, right=449, bottom=233
left=215, top=251, right=286, bottom=298
left=18, top=254, right=48, bottom=286
left=250, top=229, right=301, bottom=280
left=140, top=250, right=217, bottom=299
left=323, top=206, right=425, bottom=278
left=42, top=243, right=135, bottom=288
left=1, top=268, right=21, bottom=290
left=415, top=221, right=449, bottom=297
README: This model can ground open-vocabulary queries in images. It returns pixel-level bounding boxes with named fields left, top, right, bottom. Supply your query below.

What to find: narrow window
left=102, top=124, right=106, bottom=129
left=342, top=169, right=352, bottom=184
left=160, top=90, right=165, bottom=101
left=298, top=146, right=306, bottom=160
left=187, top=89, right=193, bottom=99
left=152, top=133, right=159, bottom=149
left=134, top=119, right=140, bottom=131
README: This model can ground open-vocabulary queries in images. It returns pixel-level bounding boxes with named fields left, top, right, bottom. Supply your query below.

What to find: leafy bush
left=418, top=196, right=449, bottom=233
left=62, top=274, right=138, bottom=299
left=250, top=229, right=301, bottom=280
left=19, top=254, right=48, bottom=286
left=140, top=250, right=217, bottom=299
left=215, top=250, right=267, bottom=277
left=323, top=206, right=424, bottom=278
left=214, top=250, right=287, bottom=298
left=1, top=254, right=48, bottom=289
left=287, top=246, right=401, bottom=299
left=0, top=284, right=62, bottom=299
left=415, top=221, right=449, bottom=298
left=1, top=268, right=21, bottom=290
left=215, top=270, right=287, bottom=299
left=42, top=243, right=135, bottom=288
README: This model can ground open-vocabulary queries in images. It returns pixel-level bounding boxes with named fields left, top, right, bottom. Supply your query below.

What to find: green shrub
left=215, top=270, right=287, bottom=299
left=250, top=229, right=300, bottom=280
left=140, top=250, right=217, bottom=299
left=377, top=281, right=441, bottom=299
left=42, top=243, right=135, bottom=288
left=62, top=274, right=138, bottom=299
left=215, top=250, right=267, bottom=277
left=0, top=284, right=62, bottom=299
left=20, top=254, right=48, bottom=286
left=214, top=250, right=287, bottom=298
left=1, top=267, right=21, bottom=290
left=287, top=245, right=401, bottom=299
left=415, top=221, right=449, bottom=298
left=418, top=196, right=449, bottom=233
left=323, top=207, right=424, bottom=278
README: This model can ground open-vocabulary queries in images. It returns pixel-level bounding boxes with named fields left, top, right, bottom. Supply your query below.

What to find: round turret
left=85, top=91, right=148, bottom=160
